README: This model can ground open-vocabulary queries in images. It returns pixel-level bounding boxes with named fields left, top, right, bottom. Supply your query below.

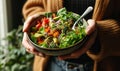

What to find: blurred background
left=0, top=0, right=34, bottom=71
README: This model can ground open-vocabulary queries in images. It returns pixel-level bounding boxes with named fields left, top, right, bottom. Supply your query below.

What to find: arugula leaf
left=38, top=27, right=45, bottom=34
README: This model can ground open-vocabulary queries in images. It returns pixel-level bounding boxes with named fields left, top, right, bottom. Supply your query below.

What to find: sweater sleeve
left=87, top=0, right=120, bottom=61
left=22, top=0, right=47, bottom=19
left=87, top=19, right=120, bottom=61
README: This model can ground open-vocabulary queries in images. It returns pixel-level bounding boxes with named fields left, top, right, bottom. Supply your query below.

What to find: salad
left=29, top=8, right=86, bottom=49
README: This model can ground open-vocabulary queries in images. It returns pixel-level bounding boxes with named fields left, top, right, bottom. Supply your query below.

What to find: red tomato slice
left=36, top=21, right=42, bottom=29
left=44, top=18, right=49, bottom=24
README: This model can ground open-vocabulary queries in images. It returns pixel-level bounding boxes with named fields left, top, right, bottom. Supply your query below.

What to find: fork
left=72, top=6, right=93, bottom=30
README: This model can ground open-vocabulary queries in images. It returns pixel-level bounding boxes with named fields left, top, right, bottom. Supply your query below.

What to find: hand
left=58, top=19, right=97, bottom=60
left=22, top=14, right=45, bottom=57
left=23, top=14, right=43, bottom=32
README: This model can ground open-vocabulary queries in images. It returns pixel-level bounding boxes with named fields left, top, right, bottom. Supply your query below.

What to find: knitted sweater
left=22, top=0, right=120, bottom=71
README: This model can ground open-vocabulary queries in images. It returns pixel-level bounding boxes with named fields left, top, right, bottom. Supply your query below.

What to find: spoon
left=72, top=6, right=93, bottom=30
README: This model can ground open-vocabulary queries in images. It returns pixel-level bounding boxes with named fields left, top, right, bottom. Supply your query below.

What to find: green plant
left=0, top=25, right=34, bottom=71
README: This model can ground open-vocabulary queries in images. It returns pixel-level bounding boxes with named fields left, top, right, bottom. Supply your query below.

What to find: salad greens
left=30, top=8, right=86, bottom=48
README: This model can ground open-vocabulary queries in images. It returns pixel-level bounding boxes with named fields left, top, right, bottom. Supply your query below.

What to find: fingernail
left=88, top=19, right=95, bottom=24
left=38, top=53, right=45, bottom=57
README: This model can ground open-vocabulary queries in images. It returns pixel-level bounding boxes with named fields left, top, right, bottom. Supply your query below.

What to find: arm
left=22, top=0, right=47, bottom=56
left=97, top=19, right=120, bottom=56
left=87, top=19, right=120, bottom=61
left=87, top=0, right=120, bottom=61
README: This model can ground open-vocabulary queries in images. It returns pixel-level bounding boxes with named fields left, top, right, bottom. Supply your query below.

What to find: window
left=0, top=0, right=8, bottom=45
left=0, top=0, right=26, bottom=45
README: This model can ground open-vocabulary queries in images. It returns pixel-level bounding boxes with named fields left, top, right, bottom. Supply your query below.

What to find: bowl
left=27, top=34, right=88, bottom=56
left=26, top=9, right=88, bottom=56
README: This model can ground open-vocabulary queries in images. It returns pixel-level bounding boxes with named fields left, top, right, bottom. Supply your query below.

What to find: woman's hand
left=58, top=19, right=97, bottom=60
left=22, top=14, right=45, bottom=57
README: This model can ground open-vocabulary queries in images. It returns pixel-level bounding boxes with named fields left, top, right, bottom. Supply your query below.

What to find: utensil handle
left=72, top=6, right=93, bottom=30
left=80, top=6, right=93, bottom=19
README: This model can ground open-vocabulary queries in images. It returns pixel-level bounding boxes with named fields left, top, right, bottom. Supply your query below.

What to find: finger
left=58, top=56, right=69, bottom=60
left=27, top=49, right=45, bottom=57
left=58, top=54, right=74, bottom=60
left=22, top=33, right=32, bottom=49
left=23, top=17, right=34, bottom=32
left=22, top=33, right=45, bottom=57
left=58, top=49, right=83, bottom=60
left=85, top=19, right=96, bottom=35
left=26, top=48, right=39, bottom=55
left=23, top=14, right=41, bottom=32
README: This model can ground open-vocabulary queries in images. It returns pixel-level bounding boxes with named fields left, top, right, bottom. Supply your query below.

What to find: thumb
left=85, top=19, right=96, bottom=35
left=23, top=16, right=33, bottom=32
left=23, top=14, right=41, bottom=32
